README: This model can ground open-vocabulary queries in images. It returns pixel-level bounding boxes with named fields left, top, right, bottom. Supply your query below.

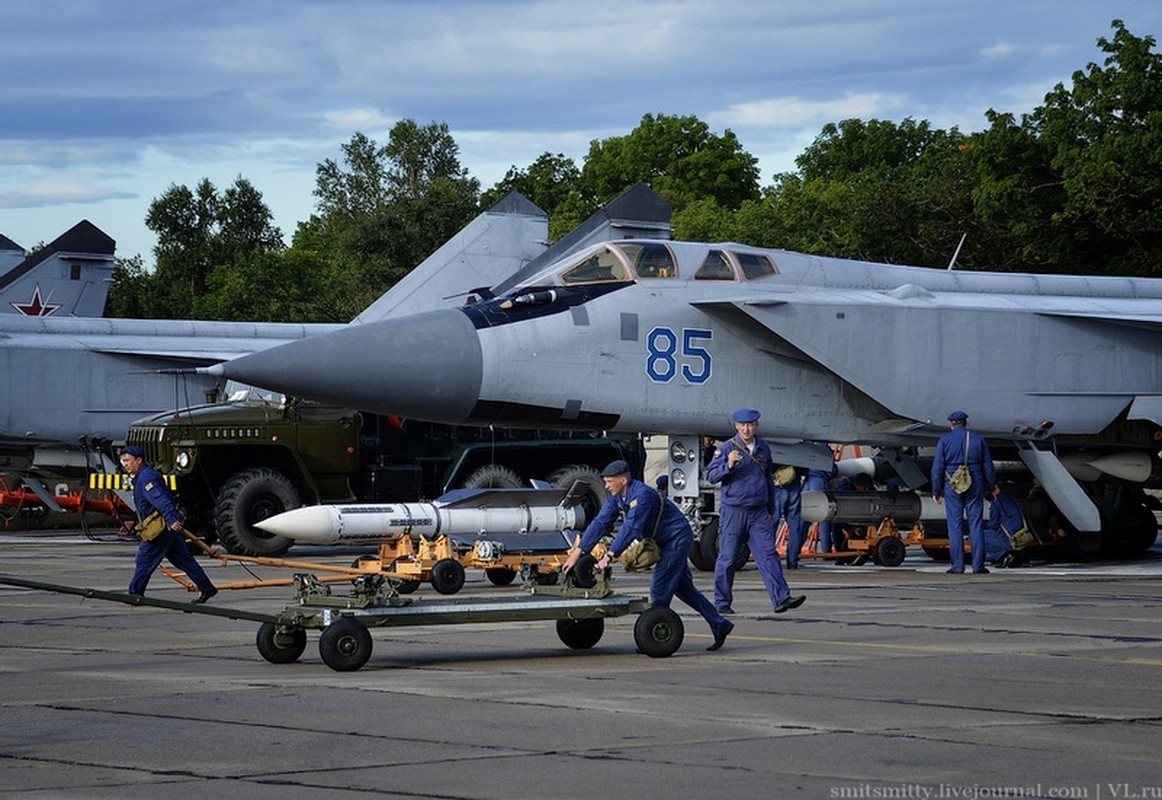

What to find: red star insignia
left=10, top=283, right=61, bottom=316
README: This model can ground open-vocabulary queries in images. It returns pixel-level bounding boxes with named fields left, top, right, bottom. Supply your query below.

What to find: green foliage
left=109, top=177, right=285, bottom=319
left=301, top=121, right=481, bottom=310
left=105, top=255, right=150, bottom=318
left=580, top=113, right=760, bottom=211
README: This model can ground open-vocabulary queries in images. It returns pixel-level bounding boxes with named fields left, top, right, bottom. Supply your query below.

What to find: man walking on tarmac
left=120, top=446, right=218, bottom=603
left=706, top=408, right=806, bottom=616
left=562, top=460, right=735, bottom=651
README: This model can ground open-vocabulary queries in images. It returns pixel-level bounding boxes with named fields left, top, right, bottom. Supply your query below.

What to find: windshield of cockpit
left=553, top=242, right=778, bottom=284
left=558, top=242, right=677, bottom=284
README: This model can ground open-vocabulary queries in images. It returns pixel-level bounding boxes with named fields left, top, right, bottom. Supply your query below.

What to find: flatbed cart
left=0, top=559, right=681, bottom=672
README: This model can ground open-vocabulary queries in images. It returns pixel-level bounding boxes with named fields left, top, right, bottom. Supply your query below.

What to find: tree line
left=108, top=20, right=1162, bottom=323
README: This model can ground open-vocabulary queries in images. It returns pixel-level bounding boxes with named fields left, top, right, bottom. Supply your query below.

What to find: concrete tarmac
left=2, top=532, right=1161, bottom=799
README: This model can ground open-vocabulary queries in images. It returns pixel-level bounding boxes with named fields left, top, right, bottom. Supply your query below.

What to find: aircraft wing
left=694, top=289, right=1162, bottom=438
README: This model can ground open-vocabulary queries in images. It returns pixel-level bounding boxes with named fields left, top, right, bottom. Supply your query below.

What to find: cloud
left=0, top=177, right=135, bottom=209
left=710, top=93, right=905, bottom=129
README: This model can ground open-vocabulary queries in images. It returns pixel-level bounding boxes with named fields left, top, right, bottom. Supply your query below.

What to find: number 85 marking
left=646, top=326, right=713, bottom=384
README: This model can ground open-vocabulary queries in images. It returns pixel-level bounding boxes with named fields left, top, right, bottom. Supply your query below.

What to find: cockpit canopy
left=553, top=241, right=779, bottom=285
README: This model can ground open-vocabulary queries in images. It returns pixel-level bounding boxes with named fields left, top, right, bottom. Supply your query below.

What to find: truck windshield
left=224, top=381, right=286, bottom=405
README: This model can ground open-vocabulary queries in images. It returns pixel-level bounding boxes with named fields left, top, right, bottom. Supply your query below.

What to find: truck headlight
left=175, top=451, right=191, bottom=470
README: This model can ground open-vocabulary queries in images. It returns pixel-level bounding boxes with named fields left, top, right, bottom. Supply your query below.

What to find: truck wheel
left=548, top=464, right=607, bottom=523
left=215, top=468, right=301, bottom=557
left=430, top=558, right=466, bottom=594
left=461, top=464, right=522, bottom=489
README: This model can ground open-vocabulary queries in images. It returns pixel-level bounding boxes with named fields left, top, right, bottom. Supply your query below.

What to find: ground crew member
left=776, top=466, right=805, bottom=568
left=985, top=482, right=1030, bottom=567
left=931, top=410, right=997, bottom=574
left=706, top=408, right=806, bottom=615
left=797, top=446, right=840, bottom=556
left=562, top=460, right=734, bottom=651
left=120, top=445, right=218, bottom=603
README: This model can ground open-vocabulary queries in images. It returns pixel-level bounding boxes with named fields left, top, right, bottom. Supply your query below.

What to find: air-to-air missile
left=253, top=487, right=586, bottom=546
left=800, top=490, right=945, bottom=525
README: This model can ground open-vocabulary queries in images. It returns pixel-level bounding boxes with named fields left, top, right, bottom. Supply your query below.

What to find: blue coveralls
left=931, top=426, right=997, bottom=573
left=984, top=489, right=1024, bottom=561
left=776, top=471, right=805, bottom=567
left=127, top=463, right=216, bottom=597
left=794, top=460, right=838, bottom=558
left=706, top=436, right=794, bottom=610
left=579, top=480, right=729, bottom=639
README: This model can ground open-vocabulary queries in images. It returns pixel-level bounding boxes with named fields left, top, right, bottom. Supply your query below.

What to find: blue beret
left=655, top=474, right=668, bottom=488
left=947, top=410, right=968, bottom=422
left=601, top=459, right=631, bottom=477
left=121, top=445, right=145, bottom=458
left=731, top=408, right=761, bottom=423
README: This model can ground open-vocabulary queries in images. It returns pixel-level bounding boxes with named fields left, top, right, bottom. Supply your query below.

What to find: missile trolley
left=0, top=560, right=680, bottom=671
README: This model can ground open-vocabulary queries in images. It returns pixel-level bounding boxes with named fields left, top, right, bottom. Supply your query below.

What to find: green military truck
left=124, top=386, right=639, bottom=557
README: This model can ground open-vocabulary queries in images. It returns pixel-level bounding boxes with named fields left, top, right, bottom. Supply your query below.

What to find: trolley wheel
left=318, top=617, right=373, bottom=672
left=570, top=553, right=598, bottom=589
left=430, top=558, right=466, bottom=594
left=395, top=579, right=421, bottom=594
left=485, top=567, right=517, bottom=586
left=633, top=606, right=684, bottom=658
left=255, top=622, right=307, bottom=664
left=873, top=536, right=907, bottom=567
left=556, top=617, right=605, bottom=650
left=534, top=569, right=560, bottom=585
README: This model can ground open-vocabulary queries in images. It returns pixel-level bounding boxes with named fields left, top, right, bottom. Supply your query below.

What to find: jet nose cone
left=219, top=308, right=483, bottom=422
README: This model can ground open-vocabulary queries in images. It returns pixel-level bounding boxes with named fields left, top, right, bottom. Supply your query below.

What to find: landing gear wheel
left=556, top=618, right=605, bottom=649
left=570, top=553, right=599, bottom=589
left=255, top=622, right=307, bottom=664
left=319, top=618, right=373, bottom=671
left=633, top=606, right=684, bottom=658
left=688, top=516, right=718, bottom=571
left=873, top=536, right=907, bottom=567
left=430, top=558, right=466, bottom=594
left=697, top=519, right=748, bottom=573
left=485, top=568, right=517, bottom=586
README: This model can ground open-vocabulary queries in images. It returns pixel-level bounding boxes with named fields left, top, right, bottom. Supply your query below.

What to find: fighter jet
left=1, top=220, right=117, bottom=318
left=215, top=235, right=1162, bottom=551
left=0, top=187, right=670, bottom=481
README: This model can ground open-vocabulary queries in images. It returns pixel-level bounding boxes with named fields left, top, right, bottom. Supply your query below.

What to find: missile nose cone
left=218, top=308, right=483, bottom=422
left=254, top=505, right=341, bottom=543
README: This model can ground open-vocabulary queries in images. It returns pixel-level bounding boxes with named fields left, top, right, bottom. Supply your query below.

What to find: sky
left=3, top=1, right=1161, bottom=266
